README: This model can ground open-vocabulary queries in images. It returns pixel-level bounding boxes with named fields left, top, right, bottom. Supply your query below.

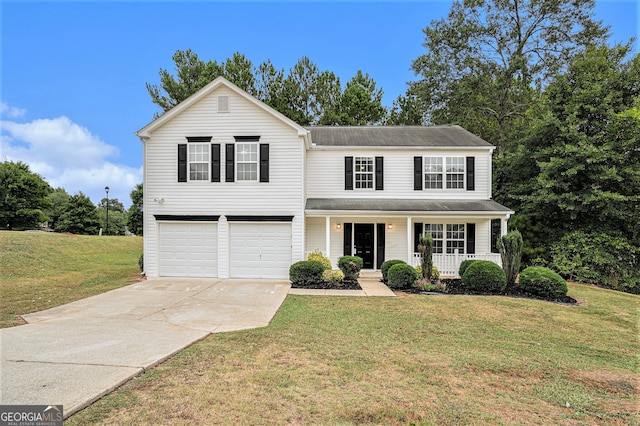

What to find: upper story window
left=424, top=157, right=443, bottom=189
left=354, top=156, right=374, bottom=189
left=446, top=157, right=465, bottom=189
left=236, top=142, right=258, bottom=181
left=188, top=143, right=210, bottom=181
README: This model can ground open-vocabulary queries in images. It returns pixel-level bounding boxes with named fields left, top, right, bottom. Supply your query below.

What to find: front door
left=354, top=223, right=375, bottom=269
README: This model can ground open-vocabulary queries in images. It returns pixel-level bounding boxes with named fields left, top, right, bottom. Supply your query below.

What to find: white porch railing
left=412, top=252, right=502, bottom=277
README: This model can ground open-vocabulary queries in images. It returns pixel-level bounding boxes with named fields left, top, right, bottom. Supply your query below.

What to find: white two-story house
left=136, top=77, right=513, bottom=279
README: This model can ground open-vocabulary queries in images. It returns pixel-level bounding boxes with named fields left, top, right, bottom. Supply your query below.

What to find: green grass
left=68, top=284, right=639, bottom=425
left=0, top=231, right=142, bottom=328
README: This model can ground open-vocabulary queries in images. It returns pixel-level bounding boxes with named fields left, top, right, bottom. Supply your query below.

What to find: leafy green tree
left=0, top=161, right=51, bottom=230
left=325, top=71, right=386, bottom=125
left=126, top=183, right=143, bottom=236
left=411, top=0, right=608, bottom=154
left=386, top=91, right=424, bottom=125
left=97, top=197, right=126, bottom=235
left=57, top=193, right=100, bottom=235
left=46, top=187, right=70, bottom=231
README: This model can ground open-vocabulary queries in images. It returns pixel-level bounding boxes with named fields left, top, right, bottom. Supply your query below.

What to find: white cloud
left=0, top=102, right=26, bottom=118
left=0, top=105, right=142, bottom=208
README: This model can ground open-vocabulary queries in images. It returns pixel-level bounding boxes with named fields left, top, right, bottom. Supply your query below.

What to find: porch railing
left=412, top=252, right=502, bottom=277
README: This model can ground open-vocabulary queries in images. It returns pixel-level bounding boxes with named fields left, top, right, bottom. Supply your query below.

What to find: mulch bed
left=290, top=279, right=362, bottom=290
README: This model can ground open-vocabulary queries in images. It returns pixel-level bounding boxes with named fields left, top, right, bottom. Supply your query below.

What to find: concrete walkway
left=289, top=271, right=395, bottom=297
left=0, top=278, right=290, bottom=418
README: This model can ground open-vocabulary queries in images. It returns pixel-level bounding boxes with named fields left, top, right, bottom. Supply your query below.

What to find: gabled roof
left=307, top=125, right=493, bottom=147
left=306, top=198, right=513, bottom=214
left=136, top=76, right=310, bottom=143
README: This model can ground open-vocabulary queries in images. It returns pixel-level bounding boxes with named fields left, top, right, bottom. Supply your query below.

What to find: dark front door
left=354, top=223, right=375, bottom=269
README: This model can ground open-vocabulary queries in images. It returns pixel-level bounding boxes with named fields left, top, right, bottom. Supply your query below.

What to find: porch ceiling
left=305, top=198, right=514, bottom=215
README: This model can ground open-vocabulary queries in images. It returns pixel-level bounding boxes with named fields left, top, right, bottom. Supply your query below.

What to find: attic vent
left=218, top=96, right=229, bottom=113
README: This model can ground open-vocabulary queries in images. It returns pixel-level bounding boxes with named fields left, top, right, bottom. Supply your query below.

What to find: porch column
left=407, top=216, right=412, bottom=264
left=501, top=214, right=511, bottom=236
left=325, top=215, right=331, bottom=260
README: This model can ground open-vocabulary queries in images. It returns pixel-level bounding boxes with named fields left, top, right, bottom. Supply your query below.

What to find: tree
left=223, top=52, right=257, bottom=95
left=386, top=91, right=424, bottom=125
left=0, top=161, right=51, bottom=230
left=46, top=187, right=70, bottom=231
left=411, top=0, right=608, bottom=154
left=57, top=193, right=100, bottom=235
left=326, top=71, right=386, bottom=125
left=126, top=183, right=143, bottom=236
left=497, top=230, right=523, bottom=289
left=97, top=197, right=126, bottom=235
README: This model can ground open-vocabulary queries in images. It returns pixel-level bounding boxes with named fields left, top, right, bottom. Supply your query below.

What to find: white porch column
left=407, top=216, right=413, bottom=263
left=501, top=214, right=511, bottom=236
left=325, top=215, right=331, bottom=260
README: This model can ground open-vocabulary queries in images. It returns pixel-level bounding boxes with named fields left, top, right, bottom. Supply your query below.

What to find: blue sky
left=1, top=1, right=638, bottom=208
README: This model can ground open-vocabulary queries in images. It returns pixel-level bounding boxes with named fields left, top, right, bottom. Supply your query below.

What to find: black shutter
left=376, top=223, right=385, bottom=269
left=466, top=223, right=476, bottom=254
left=414, top=222, right=423, bottom=252
left=343, top=223, right=352, bottom=255
left=414, top=156, right=422, bottom=190
left=260, top=144, right=269, bottom=183
left=225, top=144, right=235, bottom=182
left=466, top=156, right=475, bottom=191
left=375, top=157, right=384, bottom=190
left=178, top=144, right=187, bottom=182
left=345, top=157, right=353, bottom=190
left=211, top=144, right=220, bottom=182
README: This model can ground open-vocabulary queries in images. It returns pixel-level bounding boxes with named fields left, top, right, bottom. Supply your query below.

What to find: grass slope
left=0, top=231, right=142, bottom=328
left=69, top=284, right=639, bottom=425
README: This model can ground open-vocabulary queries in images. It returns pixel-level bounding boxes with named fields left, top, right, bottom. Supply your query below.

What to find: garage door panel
left=158, top=223, right=218, bottom=277
left=229, top=223, right=291, bottom=279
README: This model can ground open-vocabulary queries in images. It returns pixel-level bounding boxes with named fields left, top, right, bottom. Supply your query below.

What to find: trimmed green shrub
left=498, top=230, right=523, bottom=289
left=307, top=250, right=331, bottom=270
left=138, top=253, right=144, bottom=272
left=388, top=263, right=419, bottom=289
left=322, top=269, right=344, bottom=286
left=462, top=260, right=506, bottom=293
left=458, top=259, right=477, bottom=277
left=415, top=264, right=440, bottom=280
left=338, top=256, right=363, bottom=281
left=381, top=259, right=406, bottom=283
left=289, top=260, right=326, bottom=287
left=519, top=266, right=568, bottom=299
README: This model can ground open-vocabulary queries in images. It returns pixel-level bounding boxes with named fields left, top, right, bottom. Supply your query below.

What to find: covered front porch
left=305, top=198, right=514, bottom=277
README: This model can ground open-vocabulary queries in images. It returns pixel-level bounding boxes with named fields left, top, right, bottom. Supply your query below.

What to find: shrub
left=289, top=260, right=326, bottom=287
left=307, top=250, right=331, bottom=270
left=415, top=264, right=440, bottom=280
left=458, top=259, right=476, bottom=277
left=138, top=253, right=144, bottom=273
left=519, top=266, right=568, bottom=299
left=462, top=260, right=506, bottom=293
left=418, top=234, right=434, bottom=280
left=498, top=230, right=523, bottom=289
left=551, top=231, right=640, bottom=294
left=387, top=263, right=419, bottom=289
left=381, top=259, right=406, bottom=283
left=338, top=256, right=363, bottom=281
left=414, top=279, right=437, bottom=292
left=322, top=269, right=344, bottom=286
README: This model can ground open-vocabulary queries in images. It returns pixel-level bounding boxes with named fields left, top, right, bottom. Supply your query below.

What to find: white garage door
left=229, top=223, right=292, bottom=278
left=158, top=222, right=218, bottom=277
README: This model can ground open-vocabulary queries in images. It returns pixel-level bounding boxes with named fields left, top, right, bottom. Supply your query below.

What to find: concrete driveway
left=0, top=278, right=290, bottom=418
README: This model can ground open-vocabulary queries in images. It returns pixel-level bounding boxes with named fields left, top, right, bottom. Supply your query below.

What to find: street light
left=105, top=186, right=109, bottom=236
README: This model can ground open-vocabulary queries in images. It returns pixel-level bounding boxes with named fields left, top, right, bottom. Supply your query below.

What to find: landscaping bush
left=307, top=250, right=331, bottom=270
left=498, top=230, right=523, bottom=289
left=418, top=234, right=434, bottom=280
left=138, top=253, right=144, bottom=273
left=322, top=270, right=344, bottom=286
left=338, top=256, right=363, bottom=281
left=415, top=264, right=440, bottom=280
left=289, top=260, right=326, bottom=287
left=519, top=266, right=568, bottom=299
left=462, top=260, right=506, bottom=294
left=458, top=259, right=476, bottom=277
left=381, top=259, right=406, bottom=283
left=387, top=263, right=419, bottom=289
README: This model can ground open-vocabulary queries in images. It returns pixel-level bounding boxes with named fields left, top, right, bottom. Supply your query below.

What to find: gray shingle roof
left=307, top=125, right=493, bottom=147
left=306, top=198, right=513, bottom=213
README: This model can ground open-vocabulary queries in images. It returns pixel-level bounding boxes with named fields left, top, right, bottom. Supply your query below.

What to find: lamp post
left=105, top=186, right=109, bottom=236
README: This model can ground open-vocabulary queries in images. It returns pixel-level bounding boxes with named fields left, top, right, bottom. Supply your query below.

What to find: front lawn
left=68, top=283, right=638, bottom=425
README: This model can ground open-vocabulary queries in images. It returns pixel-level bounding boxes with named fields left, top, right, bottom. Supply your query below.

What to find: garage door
left=229, top=223, right=291, bottom=278
left=158, top=223, right=218, bottom=277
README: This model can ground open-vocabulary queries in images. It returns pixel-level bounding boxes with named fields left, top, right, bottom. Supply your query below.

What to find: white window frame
left=446, top=224, right=465, bottom=254
left=188, top=143, right=209, bottom=181
left=446, top=157, right=465, bottom=189
left=424, top=157, right=443, bottom=189
left=354, top=156, right=374, bottom=190
left=423, top=156, right=465, bottom=190
left=424, top=224, right=444, bottom=254
left=236, top=142, right=259, bottom=182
